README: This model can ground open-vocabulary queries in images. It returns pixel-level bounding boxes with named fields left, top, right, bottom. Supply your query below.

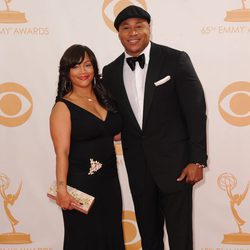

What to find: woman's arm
left=50, top=102, right=74, bottom=210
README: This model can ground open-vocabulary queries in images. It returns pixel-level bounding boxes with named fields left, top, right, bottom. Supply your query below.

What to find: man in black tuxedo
left=102, top=5, right=207, bottom=250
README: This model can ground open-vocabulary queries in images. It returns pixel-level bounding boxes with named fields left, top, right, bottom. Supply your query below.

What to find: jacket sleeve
left=175, top=51, right=208, bottom=166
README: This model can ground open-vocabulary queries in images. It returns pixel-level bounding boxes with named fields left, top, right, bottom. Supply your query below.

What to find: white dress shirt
left=123, top=42, right=151, bottom=129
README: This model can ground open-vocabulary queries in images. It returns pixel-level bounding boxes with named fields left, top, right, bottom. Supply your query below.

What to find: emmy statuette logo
left=225, top=0, right=250, bottom=22
left=0, top=0, right=27, bottom=23
left=217, top=173, right=250, bottom=245
left=0, top=173, right=32, bottom=244
left=102, top=0, right=147, bottom=32
left=201, top=0, right=250, bottom=34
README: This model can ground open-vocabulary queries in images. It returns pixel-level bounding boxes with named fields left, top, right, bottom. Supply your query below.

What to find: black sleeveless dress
left=58, top=99, right=124, bottom=250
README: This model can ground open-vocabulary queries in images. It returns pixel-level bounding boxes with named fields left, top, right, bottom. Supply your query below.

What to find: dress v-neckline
left=62, top=98, right=108, bottom=122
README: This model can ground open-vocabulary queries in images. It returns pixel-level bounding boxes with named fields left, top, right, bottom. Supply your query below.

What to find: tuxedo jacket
left=102, top=42, right=207, bottom=195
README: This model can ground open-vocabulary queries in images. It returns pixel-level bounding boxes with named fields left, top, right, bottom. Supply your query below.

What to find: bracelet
left=195, top=163, right=206, bottom=168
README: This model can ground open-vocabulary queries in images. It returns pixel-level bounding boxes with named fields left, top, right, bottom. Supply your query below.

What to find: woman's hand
left=56, top=189, right=80, bottom=210
left=56, top=189, right=73, bottom=210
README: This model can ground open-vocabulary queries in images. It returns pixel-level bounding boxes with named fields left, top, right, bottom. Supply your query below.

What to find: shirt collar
left=124, top=41, right=151, bottom=65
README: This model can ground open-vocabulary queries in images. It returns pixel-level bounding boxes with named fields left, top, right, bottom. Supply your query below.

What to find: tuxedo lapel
left=114, top=55, right=142, bottom=132
left=143, top=43, right=164, bottom=129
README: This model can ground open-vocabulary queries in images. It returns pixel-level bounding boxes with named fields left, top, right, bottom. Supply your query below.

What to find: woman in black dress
left=50, top=45, right=124, bottom=250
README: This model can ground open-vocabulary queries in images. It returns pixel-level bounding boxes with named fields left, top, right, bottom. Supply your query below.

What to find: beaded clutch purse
left=47, top=182, right=95, bottom=214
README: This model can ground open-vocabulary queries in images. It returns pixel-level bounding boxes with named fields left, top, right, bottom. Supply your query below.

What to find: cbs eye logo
left=0, top=82, right=33, bottom=127
left=218, top=81, right=250, bottom=126
left=122, top=210, right=141, bottom=250
left=102, top=0, right=147, bottom=32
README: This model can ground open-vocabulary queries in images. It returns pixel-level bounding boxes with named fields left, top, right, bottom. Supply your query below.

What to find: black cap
left=114, top=5, right=151, bottom=31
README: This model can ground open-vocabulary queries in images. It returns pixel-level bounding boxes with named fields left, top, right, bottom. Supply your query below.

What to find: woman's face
left=69, top=53, right=94, bottom=89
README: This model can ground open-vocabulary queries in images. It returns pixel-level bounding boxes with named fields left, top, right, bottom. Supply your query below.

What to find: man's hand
left=177, top=163, right=203, bottom=185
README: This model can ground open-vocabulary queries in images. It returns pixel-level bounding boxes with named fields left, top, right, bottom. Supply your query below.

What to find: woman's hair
left=56, top=44, right=117, bottom=112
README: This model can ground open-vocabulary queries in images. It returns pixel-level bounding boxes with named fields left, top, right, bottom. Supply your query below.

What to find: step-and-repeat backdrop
left=1, top=1, right=249, bottom=249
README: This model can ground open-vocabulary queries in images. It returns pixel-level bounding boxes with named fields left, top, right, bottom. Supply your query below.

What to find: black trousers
left=131, top=169, right=193, bottom=250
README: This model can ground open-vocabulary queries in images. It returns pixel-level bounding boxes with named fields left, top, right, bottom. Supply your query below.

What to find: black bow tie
left=126, top=54, right=145, bottom=71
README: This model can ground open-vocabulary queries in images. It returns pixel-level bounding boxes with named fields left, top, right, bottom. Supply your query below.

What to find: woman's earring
left=93, top=77, right=96, bottom=88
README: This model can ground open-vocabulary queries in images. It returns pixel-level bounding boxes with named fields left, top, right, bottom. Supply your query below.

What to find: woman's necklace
left=83, top=96, right=96, bottom=102
left=74, top=93, right=97, bottom=102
